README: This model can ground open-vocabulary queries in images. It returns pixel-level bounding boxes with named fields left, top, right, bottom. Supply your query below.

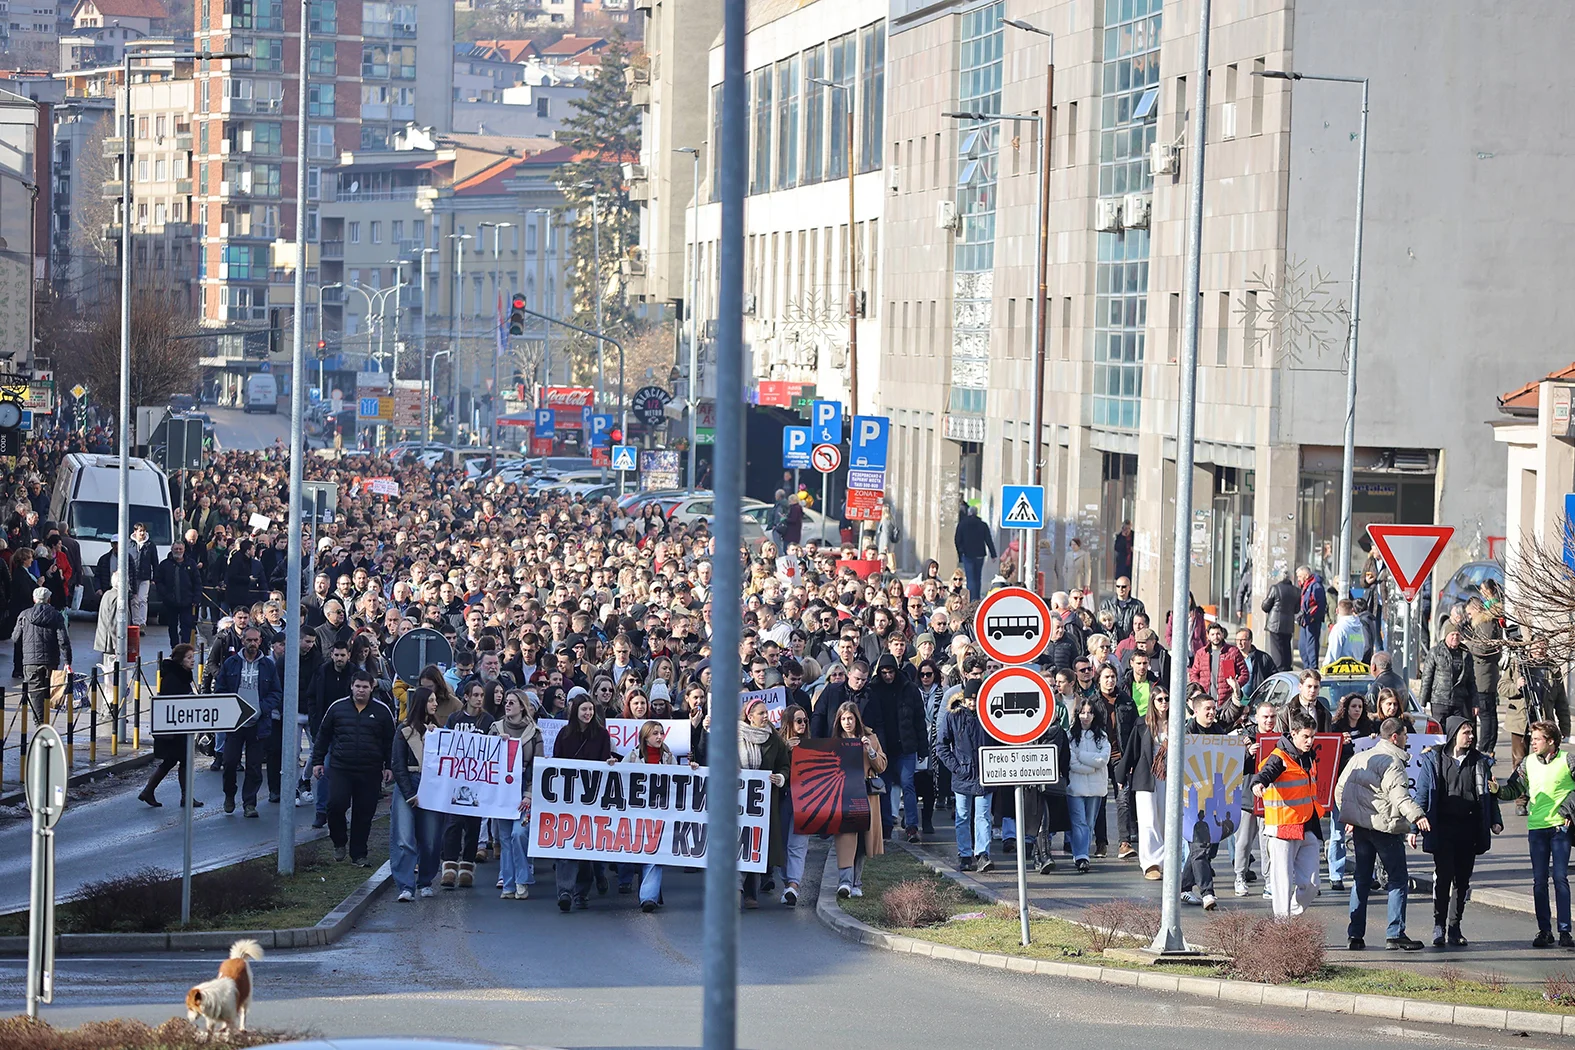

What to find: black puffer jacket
left=306, top=660, right=357, bottom=736
left=11, top=601, right=70, bottom=669
left=868, top=654, right=928, bottom=757
left=1418, top=640, right=1474, bottom=720
left=1038, top=637, right=1079, bottom=673
left=310, top=695, right=396, bottom=774
left=935, top=692, right=991, bottom=794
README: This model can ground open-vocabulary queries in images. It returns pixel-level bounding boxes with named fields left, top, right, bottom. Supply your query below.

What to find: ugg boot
left=440, top=861, right=458, bottom=888
left=457, top=860, right=475, bottom=887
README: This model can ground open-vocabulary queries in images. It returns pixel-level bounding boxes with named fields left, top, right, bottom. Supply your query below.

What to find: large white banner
left=539, top=718, right=693, bottom=758
left=415, top=728, right=526, bottom=820
left=1353, top=733, right=1445, bottom=792
left=527, top=757, right=772, bottom=872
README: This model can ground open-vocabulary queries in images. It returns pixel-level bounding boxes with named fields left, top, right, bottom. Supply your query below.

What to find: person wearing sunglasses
left=1116, top=686, right=1171, bottom=881
left=916, top=659, right=947, bottom=828
left=776, top=704, right=813, bottom=906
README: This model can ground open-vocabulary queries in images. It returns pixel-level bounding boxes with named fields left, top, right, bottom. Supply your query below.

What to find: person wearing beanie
left=1413, top=714, right=1502, bottom=947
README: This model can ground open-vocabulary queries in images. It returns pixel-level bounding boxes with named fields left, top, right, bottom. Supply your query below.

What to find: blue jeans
left=390, top=785, right=444, bottom=893
left=1349, top=825, right=1408, bottom=941
left=639, top=862, right=664, bottom=905
left=498, top=816, right=534, bottom=890
left=894, top=752, right=919, bottom=830
left=1327, top=800, right=1349, bottom=883
left=961, top=556, right=984, bottom=602
left=1530, top=826, right=1573, bottom=934
left=1068, top=795, right=1101, bottom=862
left=954, top=791, right=992, bottom=859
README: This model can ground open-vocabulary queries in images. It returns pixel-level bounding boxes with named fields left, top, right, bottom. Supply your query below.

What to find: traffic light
left=508, top=294, right=526, bottom=336
left=316, top=339, right=329, bottom=358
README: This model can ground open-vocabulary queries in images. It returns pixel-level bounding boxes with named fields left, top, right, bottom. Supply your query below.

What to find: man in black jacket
left=1038, top=615, right=1079, bottom=675
left=306, top=641, right=357, bottom=828
left=1260, top=570, right=1300, bottom=672
left=11, top=586, right=70, bottom=721
left=1099, top=578, right=1146, bottom=642
left=869, top=653, right=928, bottom=842
left=811, top=660, right=877, bottom=739
left=1234, top=627, right=1277, bottom=700
left=1419, top=628, right=1474, bottom=727
left=311, top=670, right=395, bottom=865
left=952, top=506, right=996, bottom=602
left=156, top=540, right=199, bottom=650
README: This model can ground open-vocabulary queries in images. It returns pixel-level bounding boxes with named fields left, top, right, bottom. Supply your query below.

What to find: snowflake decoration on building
left=1238, top=255, right=1350, bottom=368
left=781, top=289, right=845, bottom=342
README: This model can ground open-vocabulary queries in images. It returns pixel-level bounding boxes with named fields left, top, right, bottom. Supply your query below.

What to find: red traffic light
left=316, top=340, right=326, bottom=349
left=511, top=295, right=526, bottom=310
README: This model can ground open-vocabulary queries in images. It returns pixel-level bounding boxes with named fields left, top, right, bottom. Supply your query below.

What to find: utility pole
left=675, top=146, right=701, bottom=486
left=808, top=77, right=857, bottom=414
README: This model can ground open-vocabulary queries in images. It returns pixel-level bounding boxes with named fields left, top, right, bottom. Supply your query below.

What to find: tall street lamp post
left=674, top=145, right=701, bottom=485
left=807, top=76, right=858, bottom=414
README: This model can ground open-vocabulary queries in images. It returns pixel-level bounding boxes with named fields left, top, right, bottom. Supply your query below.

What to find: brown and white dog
left=186, top=939, right=264, bottom=1036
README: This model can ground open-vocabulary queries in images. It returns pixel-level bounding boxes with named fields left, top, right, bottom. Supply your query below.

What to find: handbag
left=865, top=775, right=887, bottom=795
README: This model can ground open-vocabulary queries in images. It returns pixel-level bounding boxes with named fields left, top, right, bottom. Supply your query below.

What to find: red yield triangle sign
left=1366, top=524, right=1455, bottom=601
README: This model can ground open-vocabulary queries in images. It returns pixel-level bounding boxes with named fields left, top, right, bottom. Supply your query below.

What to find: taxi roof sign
left=1320, top=658, right=1370, bottom=678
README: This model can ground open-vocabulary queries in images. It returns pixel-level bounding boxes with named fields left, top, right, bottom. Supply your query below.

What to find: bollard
left=0, top=686, right=6, bottom=790
left=65, top=689, right=75, bottom=769
left=156, top=651, right=164, bottom=693
left=114, top=661, right=126, bottom=746
left=18, top=680, right=28, bottom=783
left=89, top=683, right=97, bottom=765
left=133, top=669, right=142, bottom=750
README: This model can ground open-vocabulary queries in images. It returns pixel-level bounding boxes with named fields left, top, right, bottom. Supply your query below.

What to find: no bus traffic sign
left=971, top=586, right=1052, bottom=665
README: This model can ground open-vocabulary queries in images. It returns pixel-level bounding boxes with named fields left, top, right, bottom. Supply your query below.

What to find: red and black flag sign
left=791, top=738, right=870, bottom=836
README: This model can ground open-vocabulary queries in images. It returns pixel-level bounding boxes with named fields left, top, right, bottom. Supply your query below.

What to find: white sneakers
left=397, top=889, right=414, bottom=902
left=419, top=886, right=435, bottom=898
left=1180, top=891, right=1203, bottom=905
left=837, top=883, right=852, bottom=899
left=1202, top=893, right=1218, bottom=911
left=1234, top=877, right=1250, bottom=897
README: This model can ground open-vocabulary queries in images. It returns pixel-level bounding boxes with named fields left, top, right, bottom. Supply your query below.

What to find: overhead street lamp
left=808, top=76, right=859, bottom=415
left=414, top=246, right=439, bottom=440
left=674, top=145, right=701, bottom=486
left=1255, top=68, right=1370, bottom=600
left=116, top=43, right=243, bottom=729
left=317, top=281, right=343, bottom=393
left=477, top=220, right=515, bottom=468
left=446, top=231, right=472, bottom=444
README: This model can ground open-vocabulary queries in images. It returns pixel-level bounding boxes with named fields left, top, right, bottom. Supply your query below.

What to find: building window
left=306, top=165, right=321, bottom=200
left=828, top=33, right=855, bottom=180
left=803, top=44, right=824, bottom=185
left=391, top=219, right=403, bottom=243
left=749, top=65, right=771, bottom=194
left=308, top=124, right=334, bottom=159
left=774, top=55, right=798, bottom=191
left=348, top=220, right=360, bottom=243
left=253, top=37, right=281, bottom=71
left=252, top=121, right=282, bottom=155
left=307, top=40, right=335, bottom=76
left=536, top=96, right=549, bottom=118
left=390, top=44, right=415, bottom=79
left=859, top=21, right=885, bottom=173
left=362, top=0, right=390, bottom=35
left=362, top=45, right=389, bottom=78
left=307, top=83, right=334, bottom=118
left=307, top=0, right=335, bottom=33
left=1092, top=0, right=1161, bottom=430
left=370, top=220, right=382, bottom=244
left=709, top=82, right=722, bottom=203
left=154, top=158, right=166, bottom=181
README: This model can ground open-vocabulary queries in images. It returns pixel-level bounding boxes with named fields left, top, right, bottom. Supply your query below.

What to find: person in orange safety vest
left=1251, top=710, right=1324, bottom=919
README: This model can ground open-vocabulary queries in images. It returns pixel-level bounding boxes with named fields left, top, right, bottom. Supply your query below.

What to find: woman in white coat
left=1067, top=697, right=1112, bottom=873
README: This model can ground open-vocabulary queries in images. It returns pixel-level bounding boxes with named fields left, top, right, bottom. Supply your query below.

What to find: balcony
left=320, top=238, right=343, bottom=258
left=103, top=137, right=124, bottom=158
left=101, top=178, right=124, bottom=196
left=333, top=188, right=417, bottom=204
left=175, top=178, right=192, bottom=194
left=174, top=132, right=193, bottom=150
left=320, top=286, right=345, bottom=303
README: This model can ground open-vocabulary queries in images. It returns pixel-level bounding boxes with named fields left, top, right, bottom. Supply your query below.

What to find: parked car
left=1434, top=559, right=1503, bottom=635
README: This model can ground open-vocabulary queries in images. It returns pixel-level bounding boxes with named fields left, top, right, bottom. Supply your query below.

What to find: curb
left=811, top=851, right=1572, bottom=1037
left=0, top=861, right=391, bottom=955
left=0, top=749, right=156, bottom=808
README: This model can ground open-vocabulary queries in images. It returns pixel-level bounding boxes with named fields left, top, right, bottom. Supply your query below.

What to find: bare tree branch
left=1502, top=527, right=1575, bottom=663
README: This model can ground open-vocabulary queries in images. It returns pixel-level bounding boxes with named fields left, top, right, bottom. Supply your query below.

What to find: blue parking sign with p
left=849, top=415, right=889, bottom=470
left=783, top=425, right=812, bottom=469
left=811, top=400, right=842, bottom=445
left=590, top=413, right=614, bottom=447
left=534, top=408, right=555, bottom=432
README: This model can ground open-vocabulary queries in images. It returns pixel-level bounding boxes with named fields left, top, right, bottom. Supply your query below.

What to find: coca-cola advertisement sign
left=539, top=386, right=594, bottom=409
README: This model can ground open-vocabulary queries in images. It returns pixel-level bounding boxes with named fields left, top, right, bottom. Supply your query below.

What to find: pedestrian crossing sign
left=611, top=444, right=638, bottom=471
left=1000, top=485, right=1045, bottom=530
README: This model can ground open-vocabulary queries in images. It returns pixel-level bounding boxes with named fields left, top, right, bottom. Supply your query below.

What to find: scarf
left=496, top=710, right=534, bottom=741
left=738, top=722, right=772, bottom=771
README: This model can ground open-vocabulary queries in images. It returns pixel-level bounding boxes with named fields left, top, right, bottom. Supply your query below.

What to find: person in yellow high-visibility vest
left=1495, top=720, right=1575, bottom=947
left=1251, top=710, right=1325, bottom=919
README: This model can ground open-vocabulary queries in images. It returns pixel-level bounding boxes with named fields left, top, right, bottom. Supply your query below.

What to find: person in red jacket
left=1188, top=621, right=1247, bottom=700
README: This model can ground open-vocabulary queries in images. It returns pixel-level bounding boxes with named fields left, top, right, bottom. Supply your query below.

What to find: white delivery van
left=244, top=372, right=278, bottom=413
left=48, top=454, right=177, bottom=576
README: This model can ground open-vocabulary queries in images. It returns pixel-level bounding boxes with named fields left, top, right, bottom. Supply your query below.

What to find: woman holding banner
left=738, top=697, right=791, bottom=910
left=626, top=719, right=678, bottom=912
left=493, top=690, right=544, bottom=899
left=390, top=687, right=444, bottom=902
left=1116, top=686, right=1170, bottom=880
left=777, top=704, right=813, bottom=906
left=832, top=700, right=887, bottom=900
left=439, top=682, right=495, bottom=889
left=552, top=695, right=614, bottom=911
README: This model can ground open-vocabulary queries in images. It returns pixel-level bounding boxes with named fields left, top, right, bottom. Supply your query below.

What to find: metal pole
left=419, top=253, right=430, bottom=429
left=1154, top=0, right=1211, bottom=957
left=117, top=51, right=132, bottom=718
left=279, top=0, right=310, bottom=876
left=1336, top=80, right=1369, bottom=599
left=1014, top=785, right=1029, bottom=944
left=704, top=0, right=745, bottom=1045
left=456, top=236, right=466, bottom=442
left=592, top=195, right=604, bottom=412
left=685, top=150, right=700, bottom=486
left=821, top=471, right=830, bottom=545
left=845, top=89, right=857, bottom=415
left=1029, top=56, right=1053, bottom=593
left=181, top=731, right=195, bottom=920
left=427, top=349, right=451, bottom=445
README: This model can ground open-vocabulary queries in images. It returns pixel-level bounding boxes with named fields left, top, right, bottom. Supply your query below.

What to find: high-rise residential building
left=109, top=72, right=199, bottom=311
left=188, top=0, right=452, bottom=341
left=879, top=0, right=1575, bottom=620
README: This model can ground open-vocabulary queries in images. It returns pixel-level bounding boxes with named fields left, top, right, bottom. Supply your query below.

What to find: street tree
left=61, top=292, right=199, bottom=409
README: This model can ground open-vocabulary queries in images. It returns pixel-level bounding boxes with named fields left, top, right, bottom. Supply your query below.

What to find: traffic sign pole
left=1015, top=785, right=1029, bottom=946
left=182, top=733, right=195, bottom=925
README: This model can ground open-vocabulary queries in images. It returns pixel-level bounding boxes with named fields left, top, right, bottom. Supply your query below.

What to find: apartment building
left=188, top=0, right=453, bottom=333
left=107, top=72, right=199, bottom=309
left=880, top=0, right=1575, bottom=622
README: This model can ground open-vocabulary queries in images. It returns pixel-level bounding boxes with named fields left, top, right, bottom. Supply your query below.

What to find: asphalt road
left=208, top=404, right=293, bottom=452
left=0, top=845, right=1563, bottom=1049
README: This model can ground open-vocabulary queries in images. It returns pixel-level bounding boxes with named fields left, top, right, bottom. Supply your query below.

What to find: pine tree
left=554, top=34, right=642, bottom=390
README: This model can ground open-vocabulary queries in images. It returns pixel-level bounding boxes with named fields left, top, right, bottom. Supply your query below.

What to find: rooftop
left=1498, top=363, right=1575, bottom=417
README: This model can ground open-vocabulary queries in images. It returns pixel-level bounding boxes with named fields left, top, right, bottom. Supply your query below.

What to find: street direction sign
left=1366, top=524, right=1455, bottom=601
left=811, top=443, right=842, bottom=473
left=976, top=666, right=1055, bottom=745
left=849, top=415, right=890, bottom=470
left=25, top=726, right=66, bottom=830
left=150, top=692, right=257, bottom=735
left=1000, top=485, right=1045, bottom=529
left=979, top=745, right=1062, bottom=786
left=848, top=468, right=885, bottom=491
left=612, top=444, right=638, bottom=471
left=972, top=586, right=1053, bottom=664
left=783, top=427, right=812, bottom=469
left=391, top=627, right=454, bottom=684
left=811, top=400, right=842, bottom=445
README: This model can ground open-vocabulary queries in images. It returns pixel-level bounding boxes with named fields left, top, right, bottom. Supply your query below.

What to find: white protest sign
left=528, top=757, right=772, bottom=872
left=415, top=728, right=526, bottom=820
left=1352, top=733, right=1445, bottom=791
left=742, top=686, right=788, bottom=728
left=539, top=718, right=693, bottom=758
left=247, top=513, right=271, bottom=532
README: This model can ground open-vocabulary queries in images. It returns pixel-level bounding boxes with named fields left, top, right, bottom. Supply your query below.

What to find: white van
left=244, top=372, right=278, bottom=413
left=48, top=454, right=177, bottom=573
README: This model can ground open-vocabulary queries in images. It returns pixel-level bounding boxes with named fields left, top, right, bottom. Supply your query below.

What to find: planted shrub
left=1226, top=915, right=1325, bottom=983
left=62, top=867, right=179, bottom=933
left=0, top=1016, right=300, bottom=1049
left=881, top=880, right=952, bottom=928
left=1079, top=899, right=1152, bottom=952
